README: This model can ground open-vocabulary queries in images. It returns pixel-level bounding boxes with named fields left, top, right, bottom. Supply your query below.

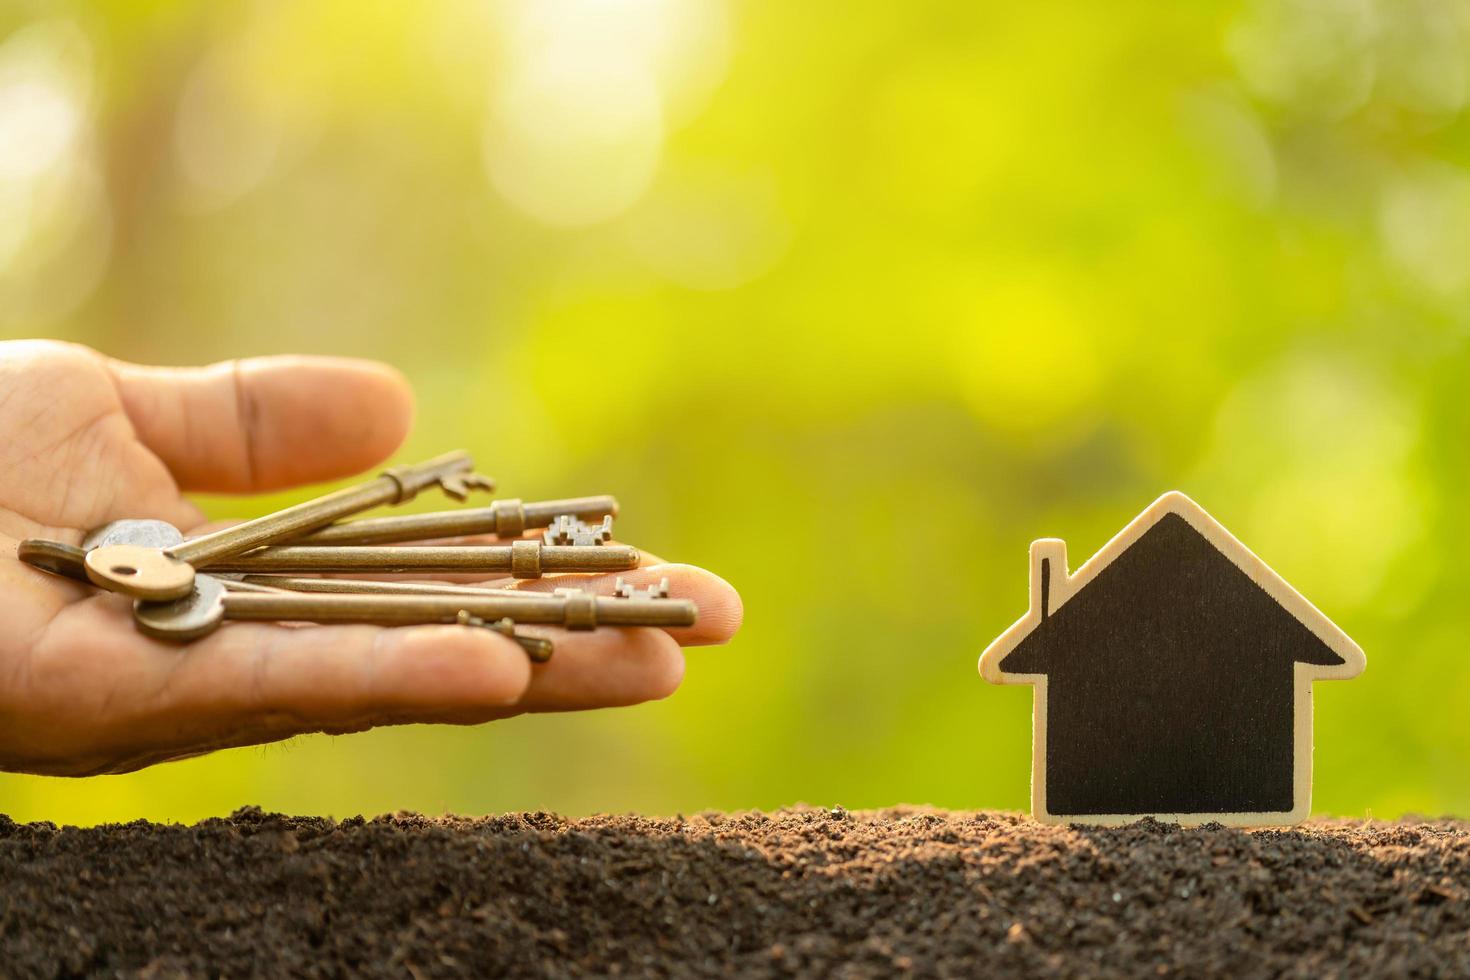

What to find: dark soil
left=1, top=807, right=1467, bottom=978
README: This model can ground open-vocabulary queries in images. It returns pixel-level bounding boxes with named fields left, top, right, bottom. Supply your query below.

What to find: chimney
left=1030, top=539, right=1069, bottom=620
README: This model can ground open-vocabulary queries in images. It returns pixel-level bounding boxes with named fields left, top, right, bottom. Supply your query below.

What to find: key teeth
left=438, top=472, right=496, bottom=501
left=613, top=576, right=671, bottom=600
left=543, top=514, right=615, bottom=547
left=455, top=610, right=553, bottom=662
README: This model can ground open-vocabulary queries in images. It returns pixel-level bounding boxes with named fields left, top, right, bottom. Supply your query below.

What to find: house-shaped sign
left=979, top=492, right=1365, bottom=826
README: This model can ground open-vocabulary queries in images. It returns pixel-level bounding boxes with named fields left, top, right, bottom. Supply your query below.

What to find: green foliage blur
left=2, top=0, right=1467, bottom=825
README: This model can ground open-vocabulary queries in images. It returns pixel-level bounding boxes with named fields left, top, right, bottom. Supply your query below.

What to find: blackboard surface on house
left=979, top=492, right=1364, bottom=827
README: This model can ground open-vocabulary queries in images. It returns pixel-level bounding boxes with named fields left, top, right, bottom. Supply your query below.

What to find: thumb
left=107, top=355, right=415, bottom=493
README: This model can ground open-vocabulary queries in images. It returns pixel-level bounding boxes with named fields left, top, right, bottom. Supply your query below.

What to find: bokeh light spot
left=173, top=47, right=285, bottom=208
left=1373, top=0, right=1469, bottom=117
left=483, top=0, right=737, bottom=228
left=0, top=21, right=89, bottom=181
left=484, top=46, right=663, bottom=228
left=1198, top=353, right=1423, bottom=609
left=1228, top=0, right=1376, bottom=118
left=501, top=0, right=730, bottom=124
left=1379, top=162, right=1470, bottom=297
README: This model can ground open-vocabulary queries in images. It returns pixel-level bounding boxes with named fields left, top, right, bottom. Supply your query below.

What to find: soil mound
left=2, top=807, right=1466, bottom=977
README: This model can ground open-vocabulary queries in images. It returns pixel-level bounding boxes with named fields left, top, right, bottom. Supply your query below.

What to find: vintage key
left=224, top=575, right=558, bottom=660
left=67, top=519, right=596, bottom=594
left=22, top=519, right=244, bottom=587
left=296, top=495, right=618, bottom=545
left=84, top=451, right=494, bottom=600
left=204, top=541, right=639, bottom=578
left=15, top=539, right=305, bottom=598
left=22, top=537, right=635, bottom=584
left=71, top=518, right=582, bottom=589
left=132, top=575, right=697, bottom=641
left=17, top=538, right=557, bottom=660
left=17, top=539, right=314, bottom=594
left=543, top=515, right=614, bottom=547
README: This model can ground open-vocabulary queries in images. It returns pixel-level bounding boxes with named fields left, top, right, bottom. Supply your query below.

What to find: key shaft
left=207, top=542, right=638, bottom=578
left=172, top=451, right=490, bottom=566
left=297, top=495, right=617, bottom=545
left=132, top=576, right=696, bottom=641
left=230, top=575, right=529, bottom=597
left=219, top=591, right=693, bottom=628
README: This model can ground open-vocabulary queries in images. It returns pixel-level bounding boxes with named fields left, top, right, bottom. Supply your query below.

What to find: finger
left=161, top=625, right=533, bottom=748
left=106, top=355, right=414, bottom=493
left=36, top=596, right=532, bottom=767
left=433, top=627, right=686, bottom=723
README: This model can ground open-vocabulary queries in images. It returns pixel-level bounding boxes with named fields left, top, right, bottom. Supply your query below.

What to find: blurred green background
left=1, top=0, right=1467, bottom=825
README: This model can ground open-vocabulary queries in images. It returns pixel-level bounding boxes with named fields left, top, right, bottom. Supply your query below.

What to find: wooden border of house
left=978, top=491, right=1365, bottom=827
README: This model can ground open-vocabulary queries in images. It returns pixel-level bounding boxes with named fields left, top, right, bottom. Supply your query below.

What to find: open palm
left=0, top=340, right=741, bottom=776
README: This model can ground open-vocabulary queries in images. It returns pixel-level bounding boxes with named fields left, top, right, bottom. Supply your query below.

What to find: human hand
left=0, top=340, right=741, bottom=776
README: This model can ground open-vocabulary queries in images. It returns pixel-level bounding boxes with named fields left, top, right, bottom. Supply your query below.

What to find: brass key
left=455, top=612, right=555, bottom=663
left=20, top=538, right=281, bottom=590
left=204, top=541, right=638, bottom=578
left=133, top=574, right=697, bottom=641
left=19, top=537, right=603, bottom=661
left=38, top=518, right=593, bottom=589
left=19, top=539, right=542, bottom=596
left=296, top=495, right=617, bottom=545
left=85, top=451, right=494, bottom=600
left=227, top=576, right=560, bottom=661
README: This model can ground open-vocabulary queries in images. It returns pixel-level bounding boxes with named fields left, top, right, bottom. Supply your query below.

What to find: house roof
left=978, top=491, right=1366, bottom=684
